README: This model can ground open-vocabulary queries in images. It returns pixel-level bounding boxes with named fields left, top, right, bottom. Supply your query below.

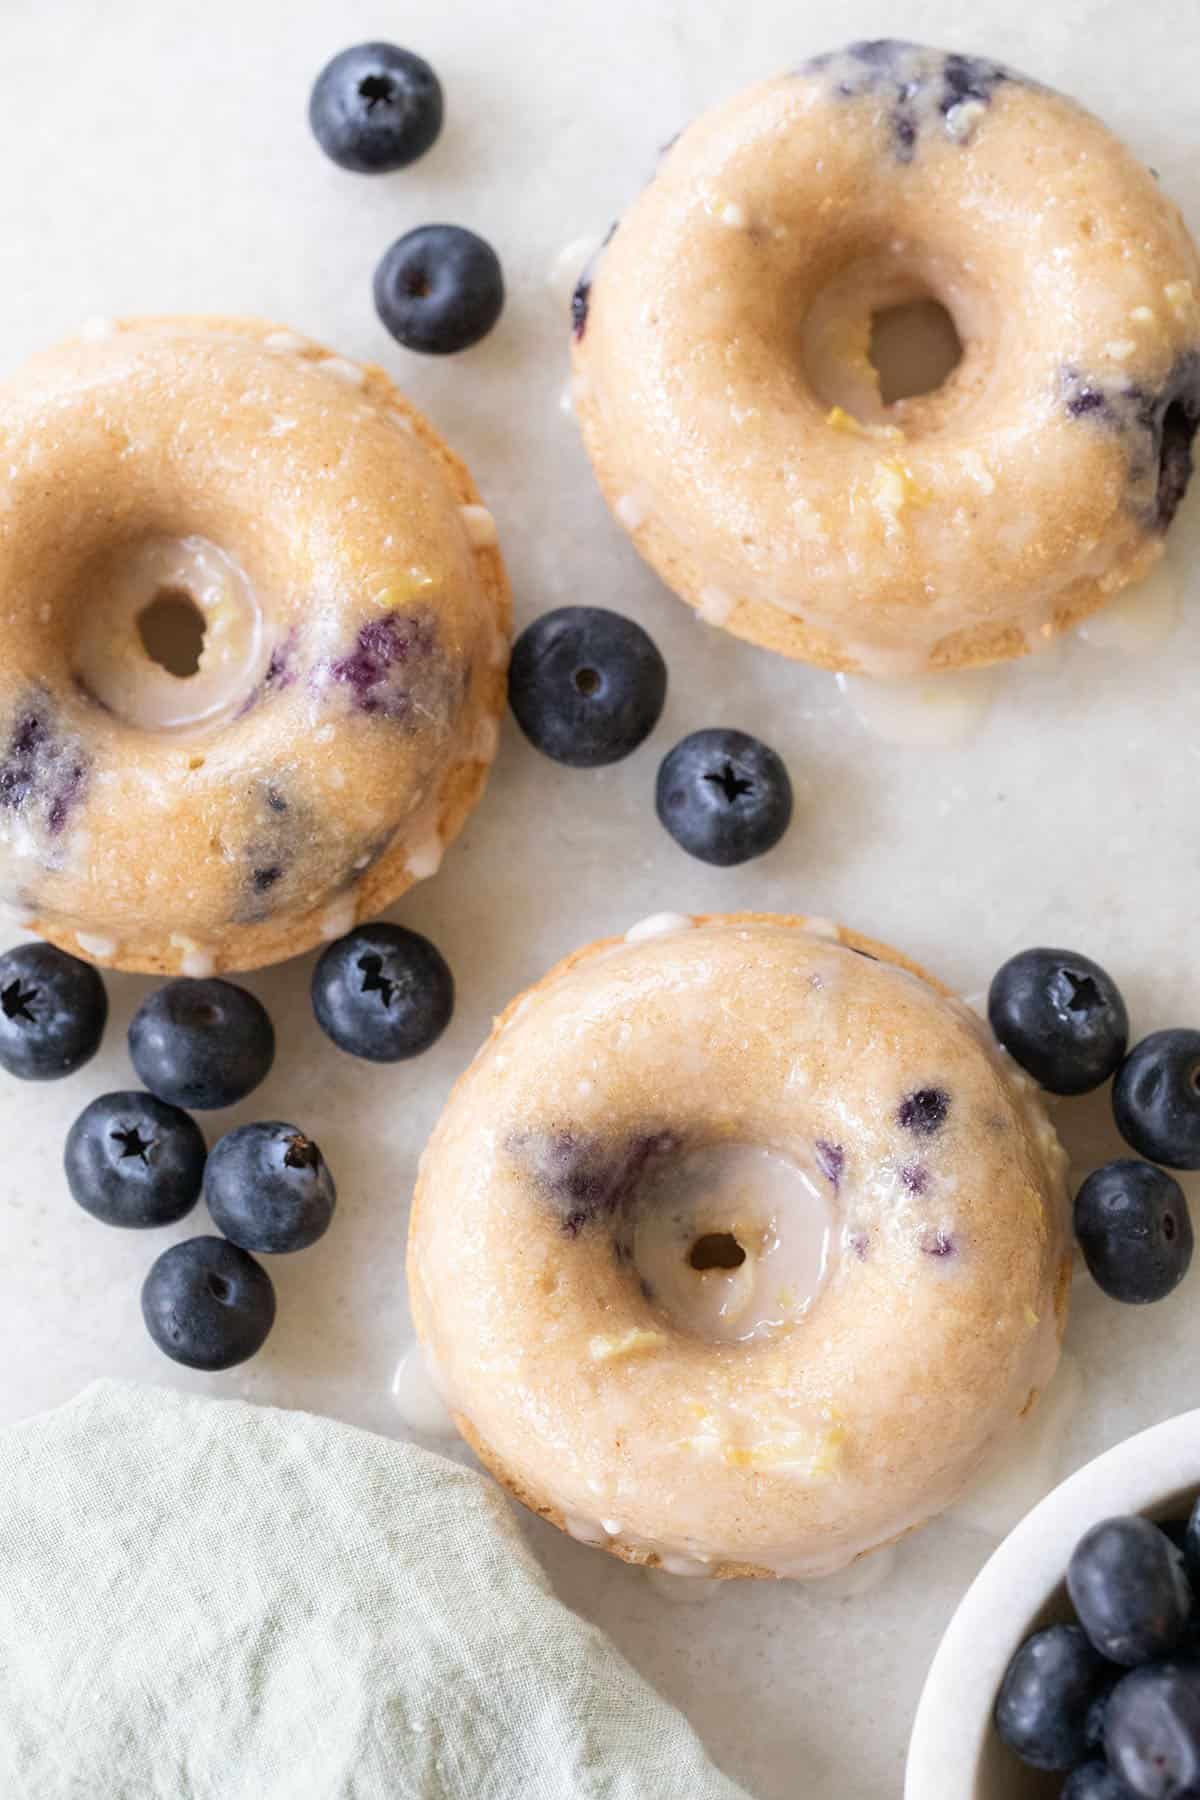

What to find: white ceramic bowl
left=905, top=1409, right=1200, bottom=1799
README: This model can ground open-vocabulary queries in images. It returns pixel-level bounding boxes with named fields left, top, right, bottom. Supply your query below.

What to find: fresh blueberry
left=141, top=1236, right=276, bottom=1370
left=1074, top=1161, right=1193, bottom=1304
left=128, top=979, right=275, bottom=1111
left=0, top=941, right=106, bottom=1080
left=1114, top=1031, right=1200, bottom=1170
left=655, top=728, right=792, bottom=867
left=1068, top=1517, right=1193, bottom=1666
left=994, top=1623, right=1108, bottom=1770
left=374, top=226, right=504, bottom=355
left=205, top=1123, right=336, bottom=1254
left=308, top=42, right=443, bottom=173
left=508, top=606, right=667, bottom=768
left=1106, top=1663, right=1200, bottom=1797
left=64, top=1092, right=206, bottom=1229
left=987, top=948, right=1129, bottom=1095
left=1063, top=1761, right=1139, bottom=1799
left=1085, top=1668, right=1123, bottom=1754
left=312, top=923, right=453, bottom=1062
left=1184, top=1499, right=1200, bottom=1598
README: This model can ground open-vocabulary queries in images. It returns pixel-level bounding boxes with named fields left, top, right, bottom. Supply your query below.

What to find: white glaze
left=404, top=833, right=444, bottom=881
left=319, top=895, right=357, bottom=941
left=460, top=504, right=500, bottom=548
left=73, top=535, right=266, bottom=731
left=835, top=668, right=996, bottom=748
left=624, top=911, right=694, bottom=944
left=1076, top=558, right=1179, bottom=652
left=615, top=492, right=648, bottom=530
left=633, top=1143, right=833, bottom=1344
left=696, top=585, right=734, bottom=626
left=319, top=355, right=367, bottom=386
left=391, top=1342, right=457, bottom=1438
left=169, top=936, right=216, bottom=978
left=548, top=235, right=599, bottom=309
left=74, top=932, right=117, bottom=959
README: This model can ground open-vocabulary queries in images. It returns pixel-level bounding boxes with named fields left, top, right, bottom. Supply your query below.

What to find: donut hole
left=689, top=1231, right=746, bottom=1271
left=137, top=589, right=206, bottom=678
left=868, top=298, right=963, bottom=406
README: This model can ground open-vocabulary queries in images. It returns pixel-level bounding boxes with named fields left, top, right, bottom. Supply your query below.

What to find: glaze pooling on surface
left=409, top=915, right=1072, bottom=1580
left=572, top=45, right=1200, bottom=673
left=0, top=317, right=511, bottom=973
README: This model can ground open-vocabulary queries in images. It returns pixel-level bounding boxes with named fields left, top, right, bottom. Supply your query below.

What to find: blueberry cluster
left=989, top=948, right=1197, bottom=1305
left=308, top=43, right=504, bottom=356
left=0, top=920, right=454, bottom=1368
left=507, top=606, right=794, bottom=867
left=996, top=1510, right=1200, bottom=1795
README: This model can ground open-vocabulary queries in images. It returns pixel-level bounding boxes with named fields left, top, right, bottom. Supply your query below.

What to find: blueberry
left=897, top=1087, right=950, bottom=1135
left=1075, top=1161, right=1193, bottom=1304
left=1068, top=1517, right=1193, bottom=1666
left=205, top=1122, right=336, bottom=1254
left=987, top=948, right=1129, bottom=1095
left=994, top=1623, right=1108, bottom=1770
left=655, top=728, right=792, bottom=867
left=1063, top=1761, right=1139, bottom=1799
left=1106, top=1663, right=1200, bottom=1797
left=1114, top=1032, right=1200, bottom=1170
left=312, top=923, right=453, bottom=1062
left=508, top=606, right=667, bottom=768
left=128, top=979, right=275, bottom=1110
left=374, top=226, right=504, bottom=355
left=65, top=1092, right=206, bottom=1229
left=141, top=1236, right=276, bottom=1370
left=308, top=42, right=443, bottom=173
left=1185, top=1500, right=1200, bottom=1597
left=0, top=942, right=106, bottom=1080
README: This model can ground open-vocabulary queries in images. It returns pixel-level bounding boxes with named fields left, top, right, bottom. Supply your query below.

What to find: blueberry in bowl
left=128, top=978, right=275, bottom=1110
left=0, top=941, right=107, bottom=1080
left=309, top=42, right=443, bottom=173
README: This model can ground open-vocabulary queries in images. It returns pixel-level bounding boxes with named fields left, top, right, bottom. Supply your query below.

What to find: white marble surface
left=1, top=2, right=1199, bottom=1795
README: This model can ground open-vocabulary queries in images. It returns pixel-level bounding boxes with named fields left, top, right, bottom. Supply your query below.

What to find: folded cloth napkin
left=0, top=1380, right=748, bottom=1800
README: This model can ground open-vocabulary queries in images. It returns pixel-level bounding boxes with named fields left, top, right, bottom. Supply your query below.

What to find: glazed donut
left=571, top=41, right=1200, bottom=674
left=408, top=912, right=1071, bottom=1580
left=0, top=317, right=510, bottom=974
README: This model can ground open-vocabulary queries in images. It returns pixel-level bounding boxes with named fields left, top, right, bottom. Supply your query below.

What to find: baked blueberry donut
left=408, top=913, right=1071, bottom=1580
left=0, top=317, right=509, bottom=973
left=572, top=42, right=1200, bottom=673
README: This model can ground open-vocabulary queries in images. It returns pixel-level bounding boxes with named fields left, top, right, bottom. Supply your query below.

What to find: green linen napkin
left=0, top=1380, right=749, bottom=1800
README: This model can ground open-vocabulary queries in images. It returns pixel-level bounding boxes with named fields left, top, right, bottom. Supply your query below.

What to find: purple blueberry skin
left=140, top=1236, right=276, bottom=1371
left=1074, top=1160, right=1193, bottom=1305
left=312, top=923, right=453, bottom=1063
left=308, top=42, right=443, bottom=173
left=65, top=1091, right=206, bottom=1229
left=1105, top=1662, right=1200, bottom=1797
left=1062, top=1761, right=1139, bottom=1799
left=1113, top=1030, right=1200, bottom=1170
left=128, top=979, right=275, bottom=1111
left=374, top=226, right=504, bottom=355
left=655, top=728, right=792, bottom=867
left=1068, top=1517, right=1194, bottom=1667
left=205, top=1123, right=336, bottom=1255
left=508, top=606, right=668, bottom=768
left=0, top=941, right=107, bottom=1080
left=987, top=947, right=1128, bottom=1097
left=994, top=1623, right=1109, bottom=1771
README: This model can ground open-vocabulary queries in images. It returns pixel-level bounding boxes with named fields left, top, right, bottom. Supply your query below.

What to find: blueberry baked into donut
left=0, top=317, right=510, bottom=973
left=572, top=41, right=1200, bottom=674
left=408, top=913, right=1072, bottom=1580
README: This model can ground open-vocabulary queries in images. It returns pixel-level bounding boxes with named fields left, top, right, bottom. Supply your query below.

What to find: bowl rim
left=904, top=1407, right=1200, bottom=1800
